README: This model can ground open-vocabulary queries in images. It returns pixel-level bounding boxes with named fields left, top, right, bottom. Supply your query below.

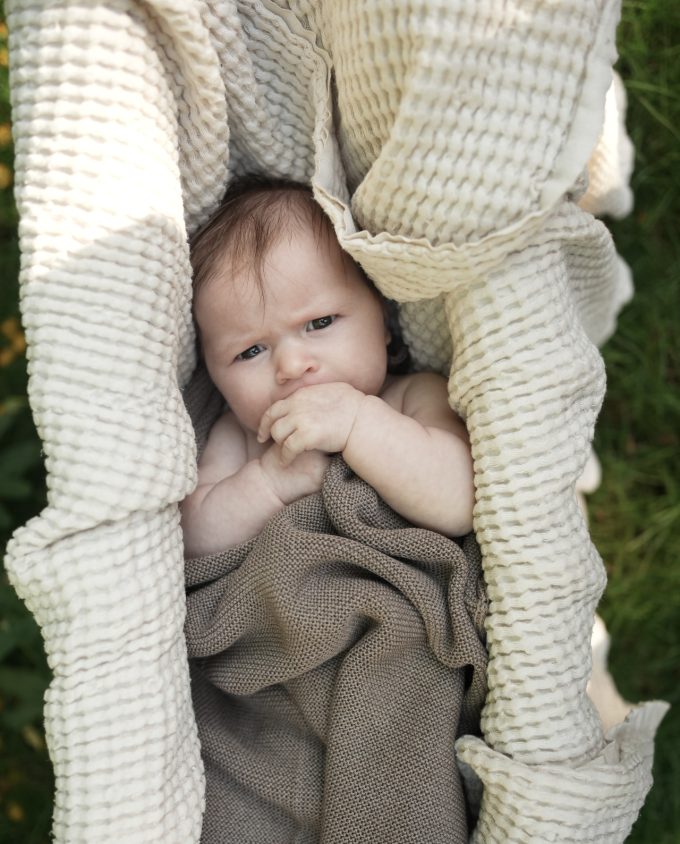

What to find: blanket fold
left=185, top=457, right=487, bottom=844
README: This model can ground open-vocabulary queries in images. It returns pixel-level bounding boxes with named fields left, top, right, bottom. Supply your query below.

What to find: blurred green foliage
left=0, top=1, right=678, bottom=843
left=0, top=5, right=52, bottom=843
left=592, top=4, right=680, bottom=842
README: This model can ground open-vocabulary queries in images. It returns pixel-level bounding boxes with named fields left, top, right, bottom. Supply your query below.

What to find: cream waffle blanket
left=5, top=1, right=667, bottom=842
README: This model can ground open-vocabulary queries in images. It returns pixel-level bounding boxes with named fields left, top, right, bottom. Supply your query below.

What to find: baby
left=181, top=178, right=475, bottom=557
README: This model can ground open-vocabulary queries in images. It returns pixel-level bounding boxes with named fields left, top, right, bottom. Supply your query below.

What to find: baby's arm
left=180, top=412, right=328, bottom=557
left=258, top=374, right=474, bottom=536
left=344, top=374, right=474, bottom=536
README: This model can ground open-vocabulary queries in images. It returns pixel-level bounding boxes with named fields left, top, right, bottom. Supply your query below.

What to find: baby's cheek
left=355, top=351, right=388, bottom=396
left=219, top=379, right=266, bottom=433
left=239, top=398, right=270, bottom=433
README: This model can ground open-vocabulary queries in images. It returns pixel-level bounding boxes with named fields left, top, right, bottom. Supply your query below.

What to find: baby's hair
left=189, top=174, right=334, bottom=297
left=189, top=173, right=412, bottom=373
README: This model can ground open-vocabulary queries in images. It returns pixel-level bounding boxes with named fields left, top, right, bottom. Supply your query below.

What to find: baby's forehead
left=196, top=270, right=263, bottom=321
left=217, top=228, right=359, bottom=294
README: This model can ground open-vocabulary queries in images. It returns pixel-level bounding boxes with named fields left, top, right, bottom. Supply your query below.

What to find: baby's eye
left=306, top=315, right=336, bottom=331
left=236, top=344, right=265, bottom=361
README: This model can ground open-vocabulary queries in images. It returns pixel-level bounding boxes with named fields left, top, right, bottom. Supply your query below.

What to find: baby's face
left=195, top=225, right=389, bottom=433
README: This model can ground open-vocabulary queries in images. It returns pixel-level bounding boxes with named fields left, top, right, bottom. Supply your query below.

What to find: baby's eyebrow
left=218, top=332, right=261, bottom=358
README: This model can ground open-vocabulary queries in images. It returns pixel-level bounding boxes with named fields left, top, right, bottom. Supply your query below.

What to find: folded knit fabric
left=185, top=456, right=488, bottom=844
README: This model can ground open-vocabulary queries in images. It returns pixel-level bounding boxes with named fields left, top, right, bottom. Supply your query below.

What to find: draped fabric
left=5, top=1, right=666, bottom=841
left=185, top=456, right=488, bottom=844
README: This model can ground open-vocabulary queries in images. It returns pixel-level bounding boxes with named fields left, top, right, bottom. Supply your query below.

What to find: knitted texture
left=5, top=0, right=664, bottom=841
left=185, top=456, right=487, bottom=844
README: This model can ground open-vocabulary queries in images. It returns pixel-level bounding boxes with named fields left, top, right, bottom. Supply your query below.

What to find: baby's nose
left=275, top=342, right=318, bottom=384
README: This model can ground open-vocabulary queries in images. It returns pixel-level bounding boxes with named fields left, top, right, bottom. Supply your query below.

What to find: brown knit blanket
left=184, top=454, right=488, bottom=844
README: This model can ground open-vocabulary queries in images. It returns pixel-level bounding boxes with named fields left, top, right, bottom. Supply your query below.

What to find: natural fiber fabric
left=5, top=3, right=215, bottom=841
left=457, top=702, right=668, bottom=844
left=580, top=71, right=635, bottom=220
left=185, top=456, right=488, bottom=843
left=5, top=0, right=665, bottom=841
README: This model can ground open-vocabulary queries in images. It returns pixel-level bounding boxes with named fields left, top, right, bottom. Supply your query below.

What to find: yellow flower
left=0, top=47, right=8, bottom=68
left=1, top=317, right=22, bottom=341
left=0, top=123, right=11, bottom=146
left=6, top=801, right=25, bottom=823
left=0, top=317, right=26, bottom=366
left=0, top=163, right=12, bottom=189
left=0, top=348, right=15, bottom=366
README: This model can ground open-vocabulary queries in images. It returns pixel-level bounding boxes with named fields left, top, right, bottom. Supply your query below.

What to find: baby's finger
left=269, top=415, right=297, bottom=445
left=257, top=399, right=287, bottom=442
left=279, top=431, right=306, bottom=466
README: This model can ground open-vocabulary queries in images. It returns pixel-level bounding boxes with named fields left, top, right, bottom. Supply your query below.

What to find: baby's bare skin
left=181, top=225, right=474, bottom=558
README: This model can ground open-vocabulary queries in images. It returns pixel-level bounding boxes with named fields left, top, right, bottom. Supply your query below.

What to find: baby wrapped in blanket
left=182, top=177, right=488, bottom=843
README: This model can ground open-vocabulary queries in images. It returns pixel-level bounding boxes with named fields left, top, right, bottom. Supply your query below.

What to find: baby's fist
left=258, top=382, right=365, bottom=465
left=260, top=443, right=330, bottom=505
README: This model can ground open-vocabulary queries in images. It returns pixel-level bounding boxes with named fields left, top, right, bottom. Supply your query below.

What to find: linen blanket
left=184, top=456, right=488, bottom=844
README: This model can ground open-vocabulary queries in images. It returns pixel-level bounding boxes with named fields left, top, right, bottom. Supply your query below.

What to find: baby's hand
left=258, top=383, right=365, bottom=466
left=260, top=442, right=330, bottom=505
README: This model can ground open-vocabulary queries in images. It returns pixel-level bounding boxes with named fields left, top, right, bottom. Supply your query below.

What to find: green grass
left=0, top=8, right=53, bottom=842
left=0, top=5, right=53, bottom=839
left=591, top=5, right=680, bottom=841
left=0, top=1, right=678, bottom=842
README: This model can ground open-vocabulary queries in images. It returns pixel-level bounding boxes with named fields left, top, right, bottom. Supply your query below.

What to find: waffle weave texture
left=5, top=0, right=667, bottom=841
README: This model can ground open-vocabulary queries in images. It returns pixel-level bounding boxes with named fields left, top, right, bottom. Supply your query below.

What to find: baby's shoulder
left=380, top=371, right=448, bottom=414
left=197, top=411, right=249, bottom=484
left=204, top=410, right=246, bottom=448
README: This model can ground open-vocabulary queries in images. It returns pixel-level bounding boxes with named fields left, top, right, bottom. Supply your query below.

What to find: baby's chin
left=223, top=405, right=261, bottom=438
